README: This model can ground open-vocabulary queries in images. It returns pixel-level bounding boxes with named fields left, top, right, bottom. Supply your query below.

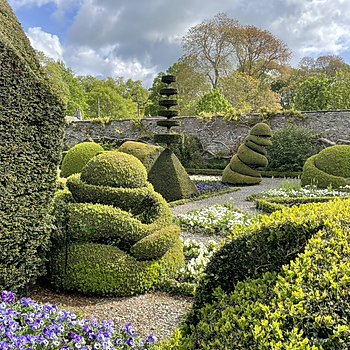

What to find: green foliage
left=36, top=52, right=88, bottom=117
left=61, top=142, right=104, bottom=178
left=169, top=134, right=206, bottom=169
left=293, top=74, right=331, bottom=110
left=0, top=0, right=66, bottom=293
left=195, top=88, right=232, bottom=115
left=118, top=141, right=164, bottom=172
left=148, top=149, right=200, bottom=202
left=51, top=240, right=183, bottom=296
left=265, top=124, right=323, bottom=172
left=130, top=225, right=181, bottom=260
left=222, top=123, right=272, bottom=184
left=161, top=199, right=350, bottom=349
left=80, top=151, right=147, bottom=189
left=301, top=145, right=350, bottom=188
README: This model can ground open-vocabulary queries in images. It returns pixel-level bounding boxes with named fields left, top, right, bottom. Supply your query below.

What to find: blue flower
left=147, top=333, right=157, bottom=343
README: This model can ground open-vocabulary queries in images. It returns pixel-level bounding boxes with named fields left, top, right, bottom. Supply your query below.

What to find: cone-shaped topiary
left=0, top=0, right=65, bottom=292
left=222, top=123, right=272, bottom=185
left=61, top=142, right=104, bottom=178
left=148, top=148, right=199, bottom=202
left=51, top=151, right=184, bottom=296
left=301, top=145, right=350, bottom=188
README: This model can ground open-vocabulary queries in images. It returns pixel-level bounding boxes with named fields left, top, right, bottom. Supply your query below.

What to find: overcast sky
left=9, top=0, right=350, bottom=88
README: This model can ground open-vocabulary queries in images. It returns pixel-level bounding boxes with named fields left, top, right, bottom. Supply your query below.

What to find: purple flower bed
left=195, top=182, right=229, bottom=194
left=0, top=291, right=157, bottom=350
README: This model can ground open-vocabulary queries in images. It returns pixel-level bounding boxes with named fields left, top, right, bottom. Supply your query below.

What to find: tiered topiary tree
left=222, top=123, right=272, bottom=185
left=51, top=151, right=184, bottom=296
left=148, top=75, right=199, bottom=201
left=0, top=0, right=66, bottom=293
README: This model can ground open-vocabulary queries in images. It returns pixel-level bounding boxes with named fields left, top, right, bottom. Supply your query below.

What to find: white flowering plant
left=177, top=203, right=253, bottom=235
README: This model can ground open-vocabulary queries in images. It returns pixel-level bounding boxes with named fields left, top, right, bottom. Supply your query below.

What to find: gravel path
left=29, top=177, right=296, bottom=343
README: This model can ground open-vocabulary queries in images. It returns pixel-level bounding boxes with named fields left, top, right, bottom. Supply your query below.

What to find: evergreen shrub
left=52, top=153, right=183, bottom=296
left=118, top=141, right=164, bottom=172
left=160, top=198, right=350, bottom=349
left=301, top=145, right=350, bottom=188
left=61, top=142, right=103, bottom=178
left=0, top=0, right=65, bottom=292
left=265, top=124, right=323, bottom=172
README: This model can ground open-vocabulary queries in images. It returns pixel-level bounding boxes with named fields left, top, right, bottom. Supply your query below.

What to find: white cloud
left=14, top=0, right=350, bottom=86
left=26, top=27, right=64, bottom=61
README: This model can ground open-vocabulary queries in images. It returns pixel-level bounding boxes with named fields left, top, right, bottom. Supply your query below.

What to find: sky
left=8, top=0, right=350, bottom=88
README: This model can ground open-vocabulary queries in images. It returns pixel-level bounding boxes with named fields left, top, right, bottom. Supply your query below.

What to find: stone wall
left=63, top=110, right=350, bottom=155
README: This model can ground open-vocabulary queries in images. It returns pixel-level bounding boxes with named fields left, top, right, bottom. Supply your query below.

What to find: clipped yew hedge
left=0, top=0, right=65, bottom=292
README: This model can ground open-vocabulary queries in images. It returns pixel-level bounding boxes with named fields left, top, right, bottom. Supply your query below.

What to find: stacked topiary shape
left=0, top=0, right=65, bottom=293
left=301, top=145, right=350, bottom=189
left=222, top=123, right=272, bottom=185
left=52, top=151, right=184, bottom=296
left=149, top=75, right=199, bottom=202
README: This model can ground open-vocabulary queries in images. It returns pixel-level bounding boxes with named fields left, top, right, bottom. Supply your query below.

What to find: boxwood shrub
left=159, top=198, right=350, bottom=349
left=0, top=0, right=65, bottom=293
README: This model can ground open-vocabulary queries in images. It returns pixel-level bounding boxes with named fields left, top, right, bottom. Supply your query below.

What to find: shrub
left=52, top=154, right=183, bottom=296
left=265, top=124, right=323, bottom=172
left=159, top=198, right=350, bottom=349
left=301, top=145, right=350, bottom=188
left=61, top=142, right=103, bottom=178
left=118, top=141, right=164, bottom=172
left=222, top=123, right=272, bottom=184
left=80, top=151, right=147, bottom=188
left=0, top=0, right=65, bottom=293
left=169, top=134, right=206, bottom=169
left=51, top=239, right=183, bottom=296
left=148, top=149, right=199, bottom=202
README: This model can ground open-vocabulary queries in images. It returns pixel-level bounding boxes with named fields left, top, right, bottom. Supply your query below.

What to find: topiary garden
left=3, top=0, right=350, bottom=347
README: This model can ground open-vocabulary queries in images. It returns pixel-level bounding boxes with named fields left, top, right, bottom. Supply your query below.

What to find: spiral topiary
left=51, top=151, right=184, bottom=296
left=301, top=145, right=350, bottom=189
left=222, top=123, right=272, bottom=185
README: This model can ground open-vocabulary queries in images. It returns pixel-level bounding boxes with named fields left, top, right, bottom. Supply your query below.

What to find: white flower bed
left=259, top=185, right=347, bottom=198
left=177, top=204, right=252, bottom=233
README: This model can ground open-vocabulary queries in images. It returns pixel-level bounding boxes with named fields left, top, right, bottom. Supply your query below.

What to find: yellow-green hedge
left=51, top=238, right=184, bottom=296
left=159, top=198, right=350, bottom=349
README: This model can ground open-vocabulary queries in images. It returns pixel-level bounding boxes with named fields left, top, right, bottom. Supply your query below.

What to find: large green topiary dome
left=80, top=151, right=148, bottom=188
left=301, top=145, right=350, bottom=188
left=61, top=142, right=104, bottom=178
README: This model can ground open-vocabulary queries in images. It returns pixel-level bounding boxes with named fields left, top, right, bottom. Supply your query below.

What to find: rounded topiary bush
left=222, top=123, right=272, bottom=185
left=80, top=151, right=147, bottom=188
left=301, top=145, right=350, bottom=188
left=61, top=142, right=104, bottom=178
left=118, top=141, right=164, bottom=172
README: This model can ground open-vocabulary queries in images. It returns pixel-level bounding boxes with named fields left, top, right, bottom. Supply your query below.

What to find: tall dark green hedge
left=0, top=0, right=66, bottom=293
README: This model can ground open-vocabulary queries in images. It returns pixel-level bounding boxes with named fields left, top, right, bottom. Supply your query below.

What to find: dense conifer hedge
left=0, top=0, right=65, bottom=292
